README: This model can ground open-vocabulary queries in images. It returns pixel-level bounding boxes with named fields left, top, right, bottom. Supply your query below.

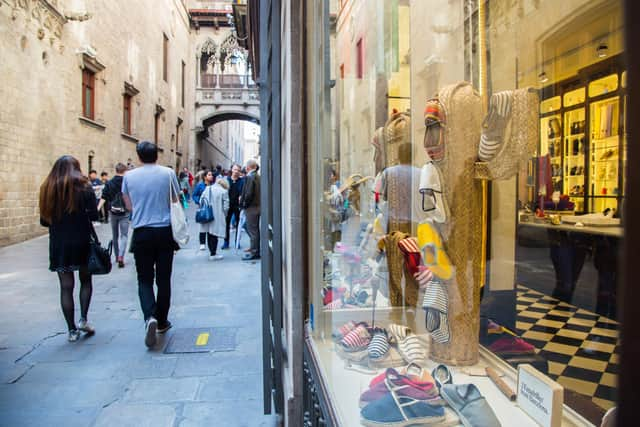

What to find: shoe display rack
left=534, top=56, right=626, bottom=215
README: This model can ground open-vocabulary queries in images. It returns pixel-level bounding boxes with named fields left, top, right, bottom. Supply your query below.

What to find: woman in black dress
left=40, top=156, right=98, bottom=342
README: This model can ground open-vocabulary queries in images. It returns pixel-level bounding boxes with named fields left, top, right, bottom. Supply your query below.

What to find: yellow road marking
left=196, top=332, right=210, bottom=346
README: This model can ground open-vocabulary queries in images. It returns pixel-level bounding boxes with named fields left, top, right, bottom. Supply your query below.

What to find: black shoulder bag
left=87, top=218, right=113, bottom=275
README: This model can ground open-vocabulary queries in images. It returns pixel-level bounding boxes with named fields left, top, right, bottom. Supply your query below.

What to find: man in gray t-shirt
left=122, top=141, right=180, bottom=348
left=122, top=164, right=179, bottom=229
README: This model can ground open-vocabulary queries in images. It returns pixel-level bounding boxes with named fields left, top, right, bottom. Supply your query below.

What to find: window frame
left=122, top=94, right=132, bottom=134
left=163, top=33, right=169, bottom=82
left=82, top=69, right=95, bottom=120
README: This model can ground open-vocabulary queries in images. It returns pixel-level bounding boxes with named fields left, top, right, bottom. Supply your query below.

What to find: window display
left=306, top=0, right=624, bottom=425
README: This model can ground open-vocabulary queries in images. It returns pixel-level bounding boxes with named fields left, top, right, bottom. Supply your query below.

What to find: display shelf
left=308, top=326, right=594, bottom=427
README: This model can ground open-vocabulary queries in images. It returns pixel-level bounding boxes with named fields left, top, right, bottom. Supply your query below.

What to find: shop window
left=82, top=69, right=95, bottom=120
left=305, top=1, right=625, bottom=425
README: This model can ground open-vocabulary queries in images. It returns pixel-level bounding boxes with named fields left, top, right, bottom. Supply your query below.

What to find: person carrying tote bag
left=200, top=176, right=229, bottom=260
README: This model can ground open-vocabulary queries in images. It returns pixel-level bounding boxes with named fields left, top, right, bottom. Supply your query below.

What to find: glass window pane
left=306, top=0, right=625, bottom=424
left=589, top=74, right=619, bottom=97
left=563, top=87, right=585, bottom=108
left=540, top=96, right=561, bottom=113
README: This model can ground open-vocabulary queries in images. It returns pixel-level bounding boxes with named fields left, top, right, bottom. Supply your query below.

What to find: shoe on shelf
left=68, top=329, right=81, bottom=342
left=213, top=254, right=224, bottom=260
left=244, top=248, right=252, bottom=253
left=157, top=321, right=172, bottom=334
left=145, top=317, right=157, bottom=348
left=199, top=244, right=206, bottom=251
left=242, top=254, right=260, bottom=261
left=78, top=319, right=95, bottom=336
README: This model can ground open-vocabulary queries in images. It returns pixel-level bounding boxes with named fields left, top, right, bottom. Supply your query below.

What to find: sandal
left=432, top=364, right=453, bottom=390
left=360, top=367, right=440, bottom=408
left=368, top=328, right=390, bottom=361
left=339, top=323, right=371, bottom=352
left=332, top=320, right=359, bottom=341
left=360, top=370, right=445, bottom=426
left=388, top=324, right=427, bottom=365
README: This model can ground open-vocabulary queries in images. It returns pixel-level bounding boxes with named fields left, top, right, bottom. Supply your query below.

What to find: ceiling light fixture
left=538, top=71, right=549, bottom=84
left=597, top=43, right=609, bottom=58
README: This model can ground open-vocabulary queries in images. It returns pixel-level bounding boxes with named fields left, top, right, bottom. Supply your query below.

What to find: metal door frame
left=259, top=0, right=284, bottom=416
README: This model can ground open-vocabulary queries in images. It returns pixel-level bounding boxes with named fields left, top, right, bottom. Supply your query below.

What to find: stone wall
left=0, top=0, right=195, bottom=246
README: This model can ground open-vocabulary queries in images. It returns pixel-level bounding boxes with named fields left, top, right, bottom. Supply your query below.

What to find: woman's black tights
left=57, top=269, right=92, bottom=331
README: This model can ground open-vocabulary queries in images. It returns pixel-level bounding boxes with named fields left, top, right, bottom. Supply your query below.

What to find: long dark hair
left=39, top=155, right=89, bottom=223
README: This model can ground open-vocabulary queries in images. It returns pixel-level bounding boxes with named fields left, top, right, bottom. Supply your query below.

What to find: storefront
left=247, top=0, right=639, bottom=425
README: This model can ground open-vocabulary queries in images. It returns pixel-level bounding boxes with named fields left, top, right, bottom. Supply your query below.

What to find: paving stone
left=124, top=377, right=200, bottom=403
left=181, top=401, right=278, bottom=427
left=197, top=374, right=263, bottom=402
left=0, top=408, right=98, bottom=427
left=94, top=404, right=176, bottom=427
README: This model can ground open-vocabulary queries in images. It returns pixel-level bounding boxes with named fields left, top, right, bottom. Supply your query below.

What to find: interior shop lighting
left=597, top=42, right=609, bottom=58
left=538, top=71, right=549, bottom=84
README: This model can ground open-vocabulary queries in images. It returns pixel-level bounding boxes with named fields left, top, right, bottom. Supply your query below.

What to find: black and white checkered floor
left=516, top=285, right=619, bottom=411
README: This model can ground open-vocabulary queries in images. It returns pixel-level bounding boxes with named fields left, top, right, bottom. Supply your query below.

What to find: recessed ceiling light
left=538, top=71, right=549, bottom=84
left=597, top=43, right=609, bottom=58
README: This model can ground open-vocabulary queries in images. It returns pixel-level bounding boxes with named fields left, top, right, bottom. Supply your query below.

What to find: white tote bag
left=169, top=172, right=190, bottom=247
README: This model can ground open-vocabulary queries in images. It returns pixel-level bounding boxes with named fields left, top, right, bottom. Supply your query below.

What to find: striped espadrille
left=479, top=90, right=513, bottom=162
left=422, top=279, right=450, bottom=344
left=368, top=328, right=390, bottom=360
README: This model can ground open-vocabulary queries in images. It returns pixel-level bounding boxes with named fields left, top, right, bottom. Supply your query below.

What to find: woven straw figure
left=425, top=82, right=484, bottom=366
left=379, top=231, right=419, bottom=308
left=384, top=111, right=411, bottom=167
left=476, top=88, right=539, bottom=180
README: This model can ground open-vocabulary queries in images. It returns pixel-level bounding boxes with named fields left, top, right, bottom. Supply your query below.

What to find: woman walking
left=39, top=156, right=98, bottom=342
left=200, top=176, right=229, bottom=260
left=193, top=170, right=214, bottom=251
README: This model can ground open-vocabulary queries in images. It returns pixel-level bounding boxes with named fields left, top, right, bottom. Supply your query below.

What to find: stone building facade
left=0, top=0, right=195, bottom=246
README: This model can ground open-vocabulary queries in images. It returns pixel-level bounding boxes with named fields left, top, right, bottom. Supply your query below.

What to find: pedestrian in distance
left=98, top=163, right=130, bottom=268
left=39, top=155, right=98, bottom=342
left=99, top=171, right=110, bottom=223
left=200, top=176, right=229, bottom=260
left=239, top=159, right=261, bottom=260
left=222, top=163, right=244, bottom=250
left=122, top=141, right=180, bottom=348
left=193, top=169, right=214, bottom=251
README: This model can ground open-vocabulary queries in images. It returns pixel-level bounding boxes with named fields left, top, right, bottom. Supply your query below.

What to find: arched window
left=200, top=38, right=218, bottom=88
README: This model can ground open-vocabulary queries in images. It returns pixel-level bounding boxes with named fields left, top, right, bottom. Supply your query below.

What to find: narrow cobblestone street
left=0, top=206, right=276, bottom=427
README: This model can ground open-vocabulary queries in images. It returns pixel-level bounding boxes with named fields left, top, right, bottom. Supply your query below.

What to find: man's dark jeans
left=131, top=226, right=176, bottom=326
left=225, top=204, right=240, bottom=244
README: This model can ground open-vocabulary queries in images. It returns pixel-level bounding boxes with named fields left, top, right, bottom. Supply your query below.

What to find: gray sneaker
left=68, top=329, right=81, bottom=342
left=145, top=318, right=157, bottom=348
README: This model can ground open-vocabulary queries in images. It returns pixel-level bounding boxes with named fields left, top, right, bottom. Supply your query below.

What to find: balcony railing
left=199, top=73, right=256, bottom=89
left=196, top=86, right=260, bottom=105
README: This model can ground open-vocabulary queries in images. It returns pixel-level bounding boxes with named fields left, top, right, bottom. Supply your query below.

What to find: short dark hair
left=136, top=141, right=158, bottom=163
left=89, top=169, right=97, bottom=175
left=115, top=162, right=127, bottom=173
left=100, top=171, right=108, bottom=177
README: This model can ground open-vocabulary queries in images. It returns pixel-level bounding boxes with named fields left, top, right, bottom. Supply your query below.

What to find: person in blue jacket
left=192, top=170, right=214, bottom=250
